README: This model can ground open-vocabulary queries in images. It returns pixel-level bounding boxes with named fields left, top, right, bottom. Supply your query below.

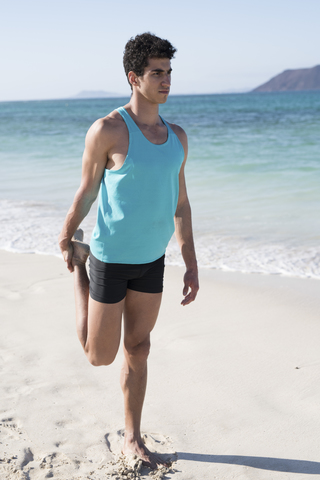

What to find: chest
left=138, top=123, right=168, bottom=145
left=107, top=124, right=168, bottom=171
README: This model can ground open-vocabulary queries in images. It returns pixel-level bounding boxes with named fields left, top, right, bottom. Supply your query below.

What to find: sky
left=1, top=0, right=320, bottom=101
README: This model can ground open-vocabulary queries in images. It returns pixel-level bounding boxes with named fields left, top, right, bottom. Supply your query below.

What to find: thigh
left=86, top=296, right=125, bottom=361
left=89, top=252, right=129, bottom=304
left=123, top=290, right=162, bottom=348
left=127, top=255, right=165, bottom=295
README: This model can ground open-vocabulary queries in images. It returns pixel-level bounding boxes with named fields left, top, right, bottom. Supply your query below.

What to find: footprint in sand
left=0, top=418, right=37, bottom=479
left=104, top=430, right=177, bottom=479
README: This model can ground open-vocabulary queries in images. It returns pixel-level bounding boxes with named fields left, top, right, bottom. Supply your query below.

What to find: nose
left=162, top=74, right=171, bottom=86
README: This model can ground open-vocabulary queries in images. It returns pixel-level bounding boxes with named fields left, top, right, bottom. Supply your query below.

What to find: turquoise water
left=1, top=92, right=319, bottom=278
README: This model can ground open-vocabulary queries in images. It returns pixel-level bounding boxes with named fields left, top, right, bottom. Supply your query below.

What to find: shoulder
left=168, top=122, right=188, bottom=154
left=85, top=109, right=126, bottom=149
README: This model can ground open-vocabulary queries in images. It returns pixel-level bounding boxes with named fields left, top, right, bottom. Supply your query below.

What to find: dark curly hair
left=123, top=32, right=176, bottom=88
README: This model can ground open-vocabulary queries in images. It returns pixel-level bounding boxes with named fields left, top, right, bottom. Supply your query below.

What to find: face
left=131, top=57, right=172, bottom=104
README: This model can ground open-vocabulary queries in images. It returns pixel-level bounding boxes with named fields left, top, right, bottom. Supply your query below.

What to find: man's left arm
left=172, top=125, right=199, bottom=306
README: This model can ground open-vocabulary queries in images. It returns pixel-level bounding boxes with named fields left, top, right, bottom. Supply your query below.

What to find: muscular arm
left=171, top=125, right=199, bottom=305
left=58, top=119, right=110, bottom=271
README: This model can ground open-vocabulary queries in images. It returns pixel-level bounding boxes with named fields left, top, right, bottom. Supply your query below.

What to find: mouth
left=159, top=90, right=170, bottom=94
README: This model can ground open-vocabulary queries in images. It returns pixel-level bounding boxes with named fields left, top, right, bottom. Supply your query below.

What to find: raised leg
left=120, top=289, right=167, bottom=468
left=73, top=262, right=90, bottom=347
left=71, top=229, right=124, bottom=365
left=71, top=229, right=90, bottom=347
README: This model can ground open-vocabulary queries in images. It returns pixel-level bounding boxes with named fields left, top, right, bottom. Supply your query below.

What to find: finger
left=181, top=286, right=198, bottom=305
left=67, top=262, right=74, bottom=273
left=62, top=245, right=74, bottom=272
left=182, top=295, right=196, bottom=306
left=181, top=294, right=193, bottom=306
left=66, top=252, right=74, bottom=272
left=181, top=296, right=191, bottom=306
left=62, top=253, right=73, bottom=272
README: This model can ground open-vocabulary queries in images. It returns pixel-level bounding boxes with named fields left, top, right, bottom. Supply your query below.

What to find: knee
left=124, top=338, right=151, bottom=363
left=85, top=347, right=117, bottom=367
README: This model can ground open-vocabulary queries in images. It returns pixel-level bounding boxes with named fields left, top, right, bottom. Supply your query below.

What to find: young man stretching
left=58, top=32, right=199, bottom=469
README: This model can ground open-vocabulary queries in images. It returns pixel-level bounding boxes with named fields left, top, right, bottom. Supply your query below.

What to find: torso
left=90, top=105, right=185, bottom=265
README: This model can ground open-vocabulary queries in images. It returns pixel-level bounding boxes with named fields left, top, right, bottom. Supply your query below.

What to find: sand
left=1, top=250, right=320, bottom=479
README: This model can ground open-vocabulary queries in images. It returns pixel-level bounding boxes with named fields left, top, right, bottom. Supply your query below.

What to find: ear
left=128, top=71, right=139, bottom=87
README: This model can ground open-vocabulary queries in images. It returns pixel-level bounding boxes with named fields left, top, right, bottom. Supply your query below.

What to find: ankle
left=73, top=261, right=87, bottom=271
left=124, top=431, right=142, bottom=444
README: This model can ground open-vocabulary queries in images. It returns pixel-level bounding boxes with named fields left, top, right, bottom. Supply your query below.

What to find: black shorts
left=89, top=253, right=165, bottom=304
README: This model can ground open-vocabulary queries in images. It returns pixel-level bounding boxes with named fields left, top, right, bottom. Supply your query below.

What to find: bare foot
left=71, top=229, right=90, bottom=267
left=123, top=435, right=169, bottom=470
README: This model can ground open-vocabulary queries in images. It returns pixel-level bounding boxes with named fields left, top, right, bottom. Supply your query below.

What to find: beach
left=1, top=92, right=320, bottom=478
left=1, top=250, right=320, bottom=479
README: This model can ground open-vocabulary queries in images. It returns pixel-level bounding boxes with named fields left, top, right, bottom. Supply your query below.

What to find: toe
left=73, top=229, right=84, bottom=242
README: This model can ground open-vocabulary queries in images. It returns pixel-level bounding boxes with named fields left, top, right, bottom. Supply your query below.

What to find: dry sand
left=1, top=250, right=320, bottom=479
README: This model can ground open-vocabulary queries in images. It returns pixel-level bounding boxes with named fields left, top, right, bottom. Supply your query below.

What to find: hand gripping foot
left=71, top=229, right=90, bottom=266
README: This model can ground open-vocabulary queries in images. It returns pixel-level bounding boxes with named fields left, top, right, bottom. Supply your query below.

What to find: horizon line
left=0, top=90, right=256, bottom=103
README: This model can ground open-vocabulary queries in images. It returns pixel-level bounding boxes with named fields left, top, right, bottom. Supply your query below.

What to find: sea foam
left=1, top=200, right=319, bottom=280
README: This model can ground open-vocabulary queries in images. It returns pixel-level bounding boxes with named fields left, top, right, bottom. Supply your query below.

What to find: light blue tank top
left=90, top=107, right=185, bottom=264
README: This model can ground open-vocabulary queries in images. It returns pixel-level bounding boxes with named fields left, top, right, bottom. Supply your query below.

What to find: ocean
left=1, top=92, right=319, bottom=279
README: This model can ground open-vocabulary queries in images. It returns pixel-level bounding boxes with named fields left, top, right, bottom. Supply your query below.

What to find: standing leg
left=120, top=289, right=166, bottom=468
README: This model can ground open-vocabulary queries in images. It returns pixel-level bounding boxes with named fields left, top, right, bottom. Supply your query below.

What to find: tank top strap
left=117, top=107, right=140, bottom=133
left=159, top=115, right=172, bottom=138
left=159, top=115, right=168, bottom=128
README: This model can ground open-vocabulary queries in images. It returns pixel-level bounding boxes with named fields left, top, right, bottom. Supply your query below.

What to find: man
left=58, top=32, right=199, bottom=469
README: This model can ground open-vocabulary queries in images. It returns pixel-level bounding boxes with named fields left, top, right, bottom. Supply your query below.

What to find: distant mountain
left=70, top=90, right=123, bottom=99
left=253, top=65, right=320, bottom=92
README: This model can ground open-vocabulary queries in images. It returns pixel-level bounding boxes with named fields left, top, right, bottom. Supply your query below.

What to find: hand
left=59, top=241, right=74, bottom=273
left=181, top=268, right=199, bottom=306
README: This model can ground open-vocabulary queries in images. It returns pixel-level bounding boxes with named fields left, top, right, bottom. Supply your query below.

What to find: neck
left=126, top=92, right=161, bottom=126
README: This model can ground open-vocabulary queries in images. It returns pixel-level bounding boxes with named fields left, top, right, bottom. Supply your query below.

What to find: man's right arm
left=58, top=118, right=110, bottom=272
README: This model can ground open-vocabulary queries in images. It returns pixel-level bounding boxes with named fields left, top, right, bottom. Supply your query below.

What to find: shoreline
left=1, top=246, right=319, bottom=282
left=1, top=250, right=320, bottom=479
